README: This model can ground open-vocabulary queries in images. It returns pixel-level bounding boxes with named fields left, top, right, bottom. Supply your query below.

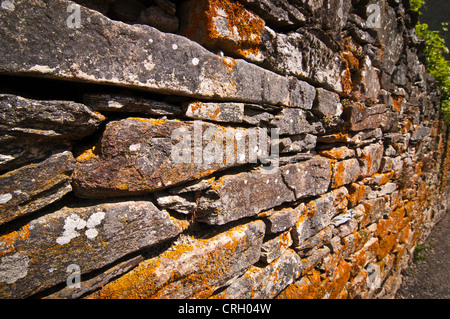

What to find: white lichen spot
left=192, top=57, right=199, bottom=66
left=0, top=253, right=29, bottom=284
left=56, top=214, right=84, bottom=245
left=107, top=100, right=124, bottom=109
left=56, top=212, right=105, bottom=244
left=129, top=143, right=141, bottom=152
left=85, top=228, right=99, bottom=240
left=0, top=193, right=12, bottom=204
left=1, top=0, right=15, bottom=11
left=29, top=65, right=56, bottom=73
left=172, top=43, right=178, bottom=50
left=86, top=211, right=105, bottom=229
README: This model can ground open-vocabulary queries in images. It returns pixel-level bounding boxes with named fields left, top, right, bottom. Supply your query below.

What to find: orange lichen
left=392, top=96, right=404, bottom=113
left=0, top=224, right=30, bottom=257
left=346, top=183, right=367, bottom=207
left=181, top=0, right=264, bottom=59
left=76, top=146, right=97, bottom=162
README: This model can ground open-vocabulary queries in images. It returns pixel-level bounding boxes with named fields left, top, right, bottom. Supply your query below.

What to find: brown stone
left=72, top=118, right=269, bottom=198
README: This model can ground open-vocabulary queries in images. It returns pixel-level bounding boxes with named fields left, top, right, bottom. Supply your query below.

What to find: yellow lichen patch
left=76, top=146, right=97, bottom=162
left=341, top=68, right=353, bottom=96
left=0, top=224, right=30, bottom=257
left=150, top=119, right=165, bottom=125
left=221, top=56, right=238, bottom=73
left=392, top=95, right=404, bottom=113
left=324, top=261, right=351, bottom=299
left=376, top=233, right=397, bottom=260
left=346, top=183, right=366, bottom=207
left=210, top=175, right=226, bottom=191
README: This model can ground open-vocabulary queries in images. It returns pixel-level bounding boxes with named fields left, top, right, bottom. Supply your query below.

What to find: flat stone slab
left=0, top=201, right=188, bottom=298
left=0, top=0, right=315, bottom=109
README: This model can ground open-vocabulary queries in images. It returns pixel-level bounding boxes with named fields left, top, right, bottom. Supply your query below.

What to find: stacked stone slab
left=0, top=0, right=448, bottom=299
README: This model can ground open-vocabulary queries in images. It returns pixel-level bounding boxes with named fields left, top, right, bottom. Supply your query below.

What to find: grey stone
left=280, top=157, right=332, bottom=200
left=0, top=201, right=188, bottom=298
left=291, top=187, right=348, bottom=246
left=154, top=192, right=196, bottom=214
left=260, top=230, right=293, bottom=264
left=0, top=0, right=313, bottom=109
left=83, top=93, right=183, bottom=116
left=266, top=30, right=346, bottom=93
left=45, top=255, right=144, bottom=299
left=0, top=152, right=75, bottom=226
left=262, top=206, right=301, bottom=234
left=197, top=168, right=296, bottom=225
left=279, top=134, right=317, bottom=153
left=313, top=88, right=343, bottom=118
left=0, top=94, right=105, bottom=171
left=215, top=249, right=302, bottom=299
left=270, top=108, right=323, bottom=135
left=358, top=143, right=384, bottom=177
left=237, top=0, right=306, bottom=28
left=184, top=102, right=244, bottom=123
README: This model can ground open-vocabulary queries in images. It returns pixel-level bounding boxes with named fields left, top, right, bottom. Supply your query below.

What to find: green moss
left=412, top=0, right=450, bottom=125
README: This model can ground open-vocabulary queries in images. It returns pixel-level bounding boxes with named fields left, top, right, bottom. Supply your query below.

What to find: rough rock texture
left=0, top=152, right=75, bottom=225
left=0, top=0, right=448, bottom=300
left=0, top=201, right=188, bottom=298
left=87, top=220, right=265, bottom=299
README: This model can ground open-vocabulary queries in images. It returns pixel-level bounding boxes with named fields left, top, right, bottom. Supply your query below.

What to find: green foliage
left=412, top=0, right=450, bottom=125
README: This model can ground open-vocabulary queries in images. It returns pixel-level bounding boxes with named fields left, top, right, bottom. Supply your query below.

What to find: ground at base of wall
left=396, top=211, right=450, bottom=299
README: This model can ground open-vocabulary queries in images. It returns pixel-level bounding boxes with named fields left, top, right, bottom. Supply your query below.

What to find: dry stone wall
left=0, top=0, right=449, bottom=299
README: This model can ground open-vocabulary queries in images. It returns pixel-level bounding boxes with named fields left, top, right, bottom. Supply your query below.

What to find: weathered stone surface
left=343, top=103, right=386, bottom=132
left=83, top=93, right=183, bottom=116
left=295, top=225, right=333, bottom=255
left=312, top=88, right=343, bottom=118
left=358, top=143, right=384, bottom=177
left=279, top=134, right=317, bottom=153
left=197, top=168, right=296, bottom=225
left=260, top=206, right=301, bottom=234
left=0, top=152, right=75, bottom=226
left=88, top=220, right=265, bottom=299
left=260, top=230, right=292, bottom=264
left=237, top=0, right=306, bottom=28
left=266, top=30, right=346, bottom=92
left=184, top=101, right=244, bottom=123
left=0, top=0, right=313, bottom=109
left=180, top=0, right=265, bottom=62
left=372, top=1, right=404, bottom=73
left=0, top=94, right=104, bottom=170
left=45, top=255, right=144, bottom=299
left=154, top=192, right=196, bottom=214
left=280, top=157, right=332, bottom=200
left=0, top=201, right=188, bottom=298
left=352, top=56, right=380, bottom=103
left=330, top=158, right=361, bottom=188
left=72, top=118, right=269, bottom=198
left=320, top=146, right=355, bottom=160
left=292, top=187, right=348, bottom=246
left=214, top=249, right=301, bottom=299
left=269, top=108, right=323, bottom=135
